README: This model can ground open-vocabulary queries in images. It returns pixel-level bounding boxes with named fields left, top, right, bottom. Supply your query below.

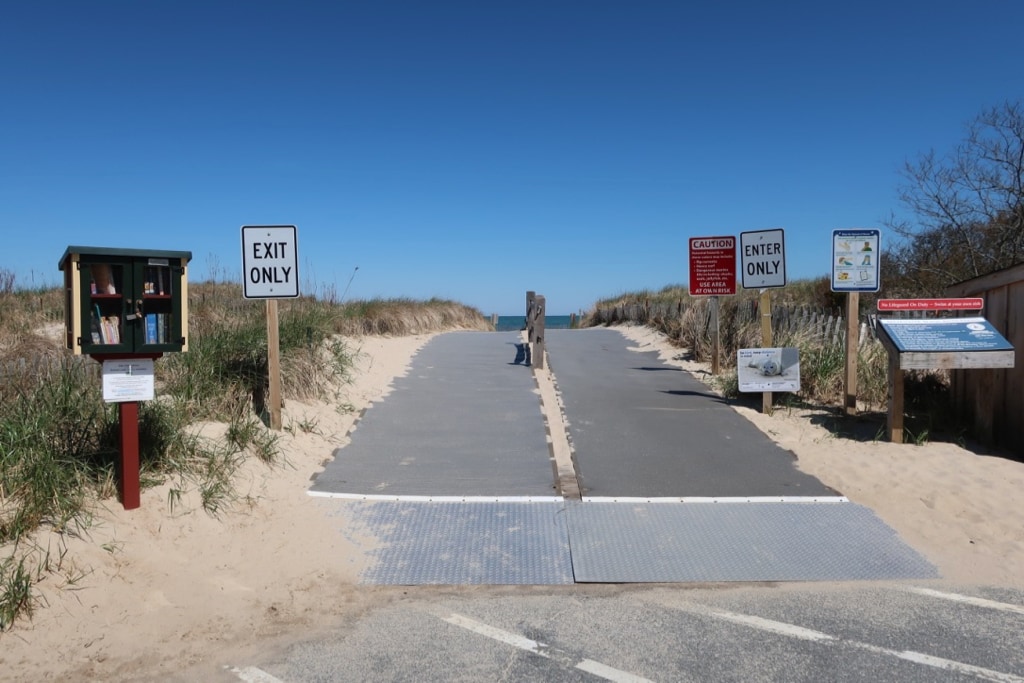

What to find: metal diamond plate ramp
left=329, top=499, right=936, bottom=585
left=343, top=500, right=574, bottom=585
left=565, top=501, right=939, bottom=583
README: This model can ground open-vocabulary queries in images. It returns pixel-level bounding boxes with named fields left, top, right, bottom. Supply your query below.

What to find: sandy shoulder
left=613, top=323, right=1024, bottom=589
left=1, top=333, right=436, bottom=680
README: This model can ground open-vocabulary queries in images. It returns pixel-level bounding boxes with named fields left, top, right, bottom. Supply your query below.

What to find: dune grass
left=583, top=278, right=943, bottom=416
left=0, top=274, right=489, bottom=631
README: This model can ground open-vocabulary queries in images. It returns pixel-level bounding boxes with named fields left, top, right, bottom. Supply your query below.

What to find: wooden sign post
left=831, top=229, right=881, bottom=416
left=843, top=292, right=860, bottom=415
left=740, top=229, right=787, bottom=414
left=688, top=236, right=737, bottom=376
left=759, top=290, right=774, bottom=414
left=242, top=225, right=299, bottom=431
left=266, top=299, right=282, bottom=430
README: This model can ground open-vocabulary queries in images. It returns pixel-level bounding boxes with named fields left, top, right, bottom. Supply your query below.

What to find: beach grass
left=0, top=275, right=489, bottom=630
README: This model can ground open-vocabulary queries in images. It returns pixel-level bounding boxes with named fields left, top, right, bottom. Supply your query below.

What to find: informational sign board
left=740, top=229, right=786, bottom=289
left=737, top=347, right=800, bottom=392
left=832, top=229, right=880, bottom=292
left=877, top=298, right=983, bottom=311
left=688, top=236, right=737, bottom=296
left=102, top=359, right=155, bottom=403
left=877, top=317, right=1013, bottom=353
left=241, top=225, right=299, bottom=299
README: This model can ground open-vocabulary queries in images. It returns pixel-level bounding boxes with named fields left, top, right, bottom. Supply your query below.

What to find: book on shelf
left=90, top=312, right=103, bottom=344
left=145, top=313, right=158, bottom=344
left=90, top=264, right=117, bottom=294
left=104, top=316, right=120, bottom=344
left=157, top=313, right=166, bottom=343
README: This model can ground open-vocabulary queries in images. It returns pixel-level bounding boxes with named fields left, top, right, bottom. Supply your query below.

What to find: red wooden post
left=118, top=401, right=141, bottom=510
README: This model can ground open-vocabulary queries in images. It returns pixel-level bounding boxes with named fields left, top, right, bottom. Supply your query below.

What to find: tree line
left=883, top=101, right=1024, bottom=295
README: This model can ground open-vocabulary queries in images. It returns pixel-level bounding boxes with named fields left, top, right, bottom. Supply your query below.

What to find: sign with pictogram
left=832, top=229, right=880, bottom=292
left=688, top=236, right=737, bottom=296
left=241, top=225, right=299, bottom=299
left=740, top=229, right=786, bottom=289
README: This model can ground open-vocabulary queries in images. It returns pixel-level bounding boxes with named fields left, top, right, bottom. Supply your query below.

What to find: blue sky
left=3, top=1, right=1022, bottom=315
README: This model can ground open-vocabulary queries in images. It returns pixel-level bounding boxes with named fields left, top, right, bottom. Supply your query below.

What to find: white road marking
left=308, top=492, right=564, bottom=503
left=443, top=613, right=550, bottom=657
left=576, top=658, right=657, bottom=683
left=442, top=613, right=654, bottom=682
left=229, top=666, right=286, bottom=683
left=694, top=606, right=835, bottom=642
left=581, top=496, right=848, bottom=503
left=670, top=604, right=1024, bottom=683
left=908, top=587, right=1024, bottom=616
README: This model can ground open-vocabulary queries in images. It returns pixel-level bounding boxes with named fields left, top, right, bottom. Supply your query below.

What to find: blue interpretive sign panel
left=878, top=317, right=1014, bottom=353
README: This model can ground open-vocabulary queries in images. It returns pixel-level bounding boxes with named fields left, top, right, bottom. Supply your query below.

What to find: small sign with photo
left=737, top=348, right=801, bottom=392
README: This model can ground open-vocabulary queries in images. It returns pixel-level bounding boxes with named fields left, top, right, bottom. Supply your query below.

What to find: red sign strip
left=877, top=298, right=984, bottom=311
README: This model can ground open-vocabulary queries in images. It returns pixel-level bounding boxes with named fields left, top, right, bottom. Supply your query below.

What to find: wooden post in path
left=760, top=289, right=773, bottom=414
left=710, top=296, right=721, bottom=375
left=533, top=295, right=546, bottom=370
left=266, top=299, right=282, bottom=430
left=526, top=291, right=535, bottom=338
left=843, top=292, right=860, bottom=415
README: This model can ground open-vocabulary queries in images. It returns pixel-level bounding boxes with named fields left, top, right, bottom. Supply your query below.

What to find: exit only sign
left=241, top=225, right=299, bottom=299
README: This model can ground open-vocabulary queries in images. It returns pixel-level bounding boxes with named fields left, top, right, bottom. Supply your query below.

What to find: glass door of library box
left=74, top=255, right=187, bottom=355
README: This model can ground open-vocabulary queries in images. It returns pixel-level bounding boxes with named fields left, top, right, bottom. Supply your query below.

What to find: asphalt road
left=198, top=582, right=1024, bottom=682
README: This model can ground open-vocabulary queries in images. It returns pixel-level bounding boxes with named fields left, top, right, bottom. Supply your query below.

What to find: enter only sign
left=740, top=229, right=786, bottom=289
left=241, top=225, right=299, bottom=299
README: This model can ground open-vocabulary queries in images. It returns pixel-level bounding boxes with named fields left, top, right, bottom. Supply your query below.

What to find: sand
left=2, top=325, right=1023, bottom=680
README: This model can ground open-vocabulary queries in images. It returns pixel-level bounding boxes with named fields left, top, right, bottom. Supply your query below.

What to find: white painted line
left=443, top=614, right=655, bottom=682
left=229, top=665, right=286, bottom=683
left=308, top=492, right=564, bottom=503
left=576, top=658, right=656, bottom=683
left=443, top=613, right=550, bottom=657
left=581, top=496, right=848, bottom=504
left=694, top=606, right=835, bottom=642
left=673, top=604, right=1024, bottom=683
left=908, top=587, right=1024, bottom=616
left=857, top=644, right=1024, bottom=683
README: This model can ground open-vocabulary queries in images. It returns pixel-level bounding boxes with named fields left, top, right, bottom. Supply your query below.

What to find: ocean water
left=495, top=315, right=574, bottom=332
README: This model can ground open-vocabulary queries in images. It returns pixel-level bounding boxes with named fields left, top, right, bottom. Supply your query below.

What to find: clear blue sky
left=4, top=1, right=1022, bottom=315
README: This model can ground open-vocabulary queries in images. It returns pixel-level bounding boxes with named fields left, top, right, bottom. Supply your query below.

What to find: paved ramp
left=310, top=331, right=558, bottom=499
left=545, top=328, right=833, bottom=499
left=312, top=329, right=937, bottom=584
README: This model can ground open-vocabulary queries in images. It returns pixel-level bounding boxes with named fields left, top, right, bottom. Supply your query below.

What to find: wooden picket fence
left=588, top=299, right=881, bottom=347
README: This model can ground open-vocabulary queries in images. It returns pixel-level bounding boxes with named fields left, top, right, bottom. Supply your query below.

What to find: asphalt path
left=546, top=328, right=835, bottom=498
left=310, top=331, right=557, bottom=498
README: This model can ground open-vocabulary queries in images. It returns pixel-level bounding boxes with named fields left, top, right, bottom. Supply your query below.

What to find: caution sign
left=241, top=225, right=299, bottom=299
left=688, top=236, right=736, bottom=296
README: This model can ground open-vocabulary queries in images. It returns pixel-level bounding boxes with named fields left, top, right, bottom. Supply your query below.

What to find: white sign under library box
left=241, top=225, right=299, bottom=299
left=737, top=347, right=801, bottom=392
left=740, top=229, right=787, bottom=289
left=102, top=358, right=155, bottom=403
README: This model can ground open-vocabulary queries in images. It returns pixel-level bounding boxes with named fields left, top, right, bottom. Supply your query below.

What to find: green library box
left=59, top=246, right=193, bottom=356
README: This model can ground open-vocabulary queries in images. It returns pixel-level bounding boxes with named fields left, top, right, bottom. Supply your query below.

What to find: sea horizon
left=494, top=315, right=575, bottom=332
